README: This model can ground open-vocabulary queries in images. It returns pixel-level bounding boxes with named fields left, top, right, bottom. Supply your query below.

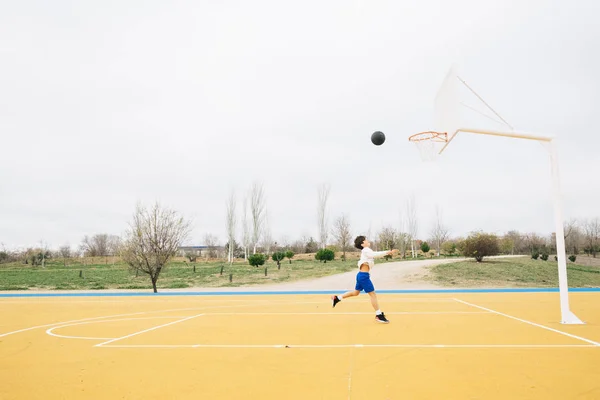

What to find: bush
left=420, top=242, right=430, bottom=254
left=315, top=249, right=335, bottom=263
left=272, top=252, right=285, bottom=268
left=284, top=250, right=294, bottom=264
left=540, top=253, right=549, bottom=261
left=248, top=253, right=266, bottom=267
left=531, top=252, right=540, bottom=260
left=442, top=242, right=457, bottom=256
left=185, top=252, right=197, bottom=262
left=554, top=255, right=558, bottom=261
left=569, top=255, right=577, bottom=263
left=463, top=232, right=499, bottom=262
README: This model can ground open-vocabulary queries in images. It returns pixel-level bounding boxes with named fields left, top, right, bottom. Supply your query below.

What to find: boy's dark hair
left=354, top=235, right=366, bottom=250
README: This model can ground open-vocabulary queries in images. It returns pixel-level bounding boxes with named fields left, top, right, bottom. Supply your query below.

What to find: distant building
left=177, top=245, right=224, bottom=257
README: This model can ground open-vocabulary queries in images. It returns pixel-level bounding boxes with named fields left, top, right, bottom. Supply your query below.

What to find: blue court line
left=0, top=288, right=599, bottom=298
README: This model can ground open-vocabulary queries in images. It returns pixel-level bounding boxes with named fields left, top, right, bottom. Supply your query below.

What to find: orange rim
left=408, top=131, right=448, bottom=142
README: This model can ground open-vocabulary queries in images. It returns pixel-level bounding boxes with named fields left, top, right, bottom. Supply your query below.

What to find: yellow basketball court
left=1, top=291, right=599, bottom=399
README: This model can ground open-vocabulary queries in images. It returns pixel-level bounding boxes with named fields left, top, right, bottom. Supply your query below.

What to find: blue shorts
left=355, top=271, right=375, bottom=293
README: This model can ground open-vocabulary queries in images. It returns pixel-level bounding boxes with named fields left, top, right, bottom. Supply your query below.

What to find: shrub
left=315, top=249, right=335, bottom=263
left=540, top=253, right=549, bottom=261
left=272, top=252, right=285, bottom=268
left=531, top=252, right=540, bottom=260
left=568, top=255, right=577, bottom=263
left=463, top=232, right=500, bottom=262
left=442, top=242, right=457, bottom=256
left=420, top=242, right=430, bottom=254
left=284, top=250, right=294, bottom=264
left=248, top=253, right=266, bottom=267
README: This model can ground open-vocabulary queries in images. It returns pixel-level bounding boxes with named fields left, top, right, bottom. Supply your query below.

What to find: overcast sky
left=1, top=0, right=599, bottom=250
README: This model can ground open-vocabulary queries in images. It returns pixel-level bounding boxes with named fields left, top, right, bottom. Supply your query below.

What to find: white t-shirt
left=357, top=247, right=389, bottom=269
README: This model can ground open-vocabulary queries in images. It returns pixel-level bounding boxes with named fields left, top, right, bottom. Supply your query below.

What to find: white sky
left=1, top=0, right=599, bottom=250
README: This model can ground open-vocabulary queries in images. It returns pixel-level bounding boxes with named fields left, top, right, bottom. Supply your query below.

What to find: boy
left=331, top=235, right=396, bottom=323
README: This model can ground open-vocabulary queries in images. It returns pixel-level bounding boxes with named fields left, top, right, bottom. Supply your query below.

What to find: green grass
left=0, top=257, right=375, bottom=291
left=427, top=256, right=600, bottom=287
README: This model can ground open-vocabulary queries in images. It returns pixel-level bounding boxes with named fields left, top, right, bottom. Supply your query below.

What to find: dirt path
left=246, top=258, right=463, bottom=291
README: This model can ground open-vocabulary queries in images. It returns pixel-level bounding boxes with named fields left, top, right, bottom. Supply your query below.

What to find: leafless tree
left=583, top=217, right=600, bottom=257
left=406, top=195, right=418, bottom=258
left=204, top=233, right=219, bottom=258
left=429, top=206, right=450, bottom=257
left=260, top=213, right=274, bottom=255
left=241, top=195, right=250, bottom=259
left=523, top=232, right=548, bottom=253
left=397, top=211, right=409, bottom=258
left=121, top=202, right=191, bottom=293
left=504, top=231, right=523, bottom=254
left=59, top=245, right=72, bottom=267
left=107, top=235, right=121, bottom=255
left=378, top=226, right=398, bottom=250
left=317, top=183, right=331, bottom=249
left=80, top=234, right=110, bottom=257
left=226, top=191, right=237, bottom=264
left=332, top=214, right=351, bottom=259
left=564, top=218, right=583, bottom=255
left=250, top=182, right=266, bottom=254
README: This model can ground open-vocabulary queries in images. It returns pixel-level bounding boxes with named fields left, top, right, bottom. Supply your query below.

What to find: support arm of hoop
left=439, top=128, right=555, bottom=154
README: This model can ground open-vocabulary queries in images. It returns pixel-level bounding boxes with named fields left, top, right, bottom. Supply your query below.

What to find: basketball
left=371, top=131, right=385, bottom=146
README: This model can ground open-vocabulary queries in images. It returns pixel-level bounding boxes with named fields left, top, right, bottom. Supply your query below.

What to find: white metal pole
left=437, top=127, right=584, bottom=324
left=548, top=139, right=584, bottom=324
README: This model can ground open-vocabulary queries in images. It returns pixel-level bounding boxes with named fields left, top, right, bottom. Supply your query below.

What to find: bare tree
left=583, top=218, right=600, bottom=258
left=504, top=231, right=523, bottom=254
left=332, top=214, right=351, bottom=260
left=429, top=206, right=450, bottom=257
left=406, top=195, right=418, bottom=258
left=249, top=182, right=266, bottom=254
left=204, top=234, right=219, bottom=259
left=241, top=195, right=250, bottom=259
left=317, top=183, right=331, bottom=249
left=378, top=226, right=398, bottom=250
left=564, top=218, right=582, bottom=255
left=260, top=213, right=274, bottom=255
left=397, top=211, right=410, bottom=259
left=225, top=191, right=237, bottom=264
left=80, top=234, right=110, bottom=257
left=121, top=202, right=191, bottom=293
left=59, top=245, right=72, bottom=267
left=523, top=232, right=548, bottom=254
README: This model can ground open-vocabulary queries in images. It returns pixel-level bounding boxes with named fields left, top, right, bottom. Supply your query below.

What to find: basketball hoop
left=408, top=131, right=448, bottom=161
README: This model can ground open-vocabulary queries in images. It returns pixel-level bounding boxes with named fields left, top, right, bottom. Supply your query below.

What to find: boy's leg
left=367, top=291, right=380, bottom=311
left=341, top=290, right=360, bottom=299
left=364, top=278, right=389, bottom=323
left=332, top=290, right=359, bottom=307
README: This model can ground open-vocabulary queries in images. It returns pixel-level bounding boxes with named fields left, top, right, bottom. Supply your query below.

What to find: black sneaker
left=375, top=312, right=389, bottom=323
left=331, top=295, right=341, bottom=308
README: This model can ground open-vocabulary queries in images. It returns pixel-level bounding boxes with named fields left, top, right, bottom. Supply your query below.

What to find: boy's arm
left=364, top=248, right=392, bottom=258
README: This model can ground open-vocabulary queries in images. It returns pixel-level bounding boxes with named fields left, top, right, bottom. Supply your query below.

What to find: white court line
left=0, top=299, right=280, bottom=338
left=46, top=316, right=191, bottom=340
left=0, top=308, right=200, bottom=338
left=95, top=314, right=204, bottom=347
left=203, top=312, right=489, bottom=315
left=452, top=298, right=600, bottom=347
left=99, top=344, right=599, bottom=349
left=0, top=298, right=253, bottom=304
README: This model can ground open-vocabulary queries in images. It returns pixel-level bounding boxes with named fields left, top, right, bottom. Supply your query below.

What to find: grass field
left=0, top=256, right=393, bottom=291
left=428, top=256, right=600, bottom=287
left=2, top=255, right=599, bottom=291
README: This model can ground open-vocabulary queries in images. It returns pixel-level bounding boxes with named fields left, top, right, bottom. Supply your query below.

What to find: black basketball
left=371, top=131, right=385, bottom=146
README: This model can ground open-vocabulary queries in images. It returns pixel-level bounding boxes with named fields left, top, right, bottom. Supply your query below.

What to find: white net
left=410, top=132, right=447, bottom=162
